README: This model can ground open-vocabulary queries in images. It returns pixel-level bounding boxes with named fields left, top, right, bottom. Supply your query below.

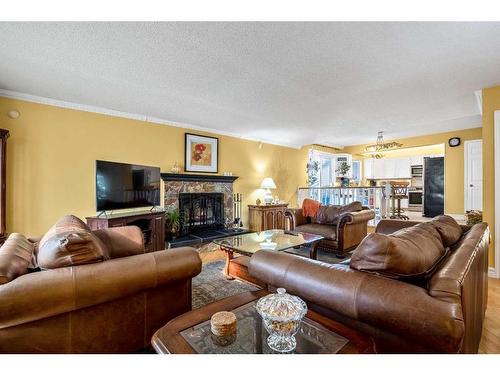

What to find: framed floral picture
left=184, top=133, right=219, bottom=173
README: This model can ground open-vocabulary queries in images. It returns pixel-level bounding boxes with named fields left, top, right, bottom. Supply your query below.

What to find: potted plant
left=165, top=209, right=181, bottom=239
left=306, top=159, right=320, bottom=186
left=336, top=161, right=351, bottom=188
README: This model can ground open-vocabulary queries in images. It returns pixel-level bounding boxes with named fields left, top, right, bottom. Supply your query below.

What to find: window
left=352, top=160, right=361, bottom=181
left=319, top=157, right=333, bottom=187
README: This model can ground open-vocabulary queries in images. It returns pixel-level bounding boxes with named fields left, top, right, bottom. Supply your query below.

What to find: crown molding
left=0, top=89, right=302, bottom=149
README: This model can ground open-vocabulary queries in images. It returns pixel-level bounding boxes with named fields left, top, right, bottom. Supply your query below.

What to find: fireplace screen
left=178, top=192, right=225, bottom=236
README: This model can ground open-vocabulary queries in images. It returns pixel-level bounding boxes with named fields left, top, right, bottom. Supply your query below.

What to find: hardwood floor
left=479, top=277, right=500, bottom=353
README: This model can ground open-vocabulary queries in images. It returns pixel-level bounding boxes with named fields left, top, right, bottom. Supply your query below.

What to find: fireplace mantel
left=161, top=173, right=239, bottom=183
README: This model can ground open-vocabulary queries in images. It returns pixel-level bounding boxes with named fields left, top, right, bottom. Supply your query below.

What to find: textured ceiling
left=0, top=22, right=495, bottom=147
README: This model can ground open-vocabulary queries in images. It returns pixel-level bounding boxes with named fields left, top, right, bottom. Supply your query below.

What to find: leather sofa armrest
left=248, top=250, right=464, bottom=353
left=93, top=226, right=145, bottom=259
left=0, top=247, right=201, bottom=329
left=375, top=220, right=420, bottom=235
left=339, top=209, right=375, bottom=225
left=335, top=210, right=375, bottom=251
left=284, top=208, right=307, bottom=230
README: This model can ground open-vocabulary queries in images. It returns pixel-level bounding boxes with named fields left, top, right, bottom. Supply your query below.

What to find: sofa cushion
left=312, top=201, right=363, bottom=224
left=0, top=233, right=35, bottom=284
left=295, top=223, right=337, bottom=240
left=37, top=215, right=110, bottom=269
left=431, top=215, right=463, bottom=247
left=350, top=222, right=446, bottom=278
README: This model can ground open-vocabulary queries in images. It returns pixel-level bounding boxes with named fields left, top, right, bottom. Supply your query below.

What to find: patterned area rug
left=192, top=260, right=260, bottom=309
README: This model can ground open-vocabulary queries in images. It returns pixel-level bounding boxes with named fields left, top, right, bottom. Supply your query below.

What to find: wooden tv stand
left=86, top=210, right=166, bottom=252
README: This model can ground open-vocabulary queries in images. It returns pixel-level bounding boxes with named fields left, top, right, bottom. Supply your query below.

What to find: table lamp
left=260, top=177, right=277, bottom=204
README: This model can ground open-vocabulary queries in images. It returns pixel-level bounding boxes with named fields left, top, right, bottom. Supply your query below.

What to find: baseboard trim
left=489, top=267, right=498, bottom=279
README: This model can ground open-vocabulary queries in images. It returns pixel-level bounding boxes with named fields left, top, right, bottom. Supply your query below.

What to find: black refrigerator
left=423, top=156, right=444, bottom=217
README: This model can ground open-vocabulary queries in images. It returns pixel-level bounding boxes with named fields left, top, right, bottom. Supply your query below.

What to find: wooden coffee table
left=151, top=290, right=374, bottom=354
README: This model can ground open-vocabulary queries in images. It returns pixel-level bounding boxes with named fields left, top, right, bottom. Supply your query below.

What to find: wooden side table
left=248, top=203, right=288, bottom=232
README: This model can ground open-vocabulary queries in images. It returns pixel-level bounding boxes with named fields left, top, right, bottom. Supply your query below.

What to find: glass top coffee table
left=213, top=229, right=323, bottom=256
left=213, top=230, right=323, bottom=281
left=151, top=290, right=374, bottom=354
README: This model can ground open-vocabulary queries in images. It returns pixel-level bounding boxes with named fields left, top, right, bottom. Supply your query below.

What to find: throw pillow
left=312, top=205, right=340, bottom=224
left=37, top=215, right=109, bottom=269
left=431, top=215, right=463, bottom=247
left=0, top=233, right=35, bottom=284
left=350, top=222, right=447, bottom=279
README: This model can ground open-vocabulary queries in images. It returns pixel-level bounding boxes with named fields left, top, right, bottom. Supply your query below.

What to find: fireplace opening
left=178, top=192, right=225, bottom=236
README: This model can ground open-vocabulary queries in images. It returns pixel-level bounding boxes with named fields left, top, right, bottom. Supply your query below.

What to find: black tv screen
left=96, top=160, right=160, bottom=211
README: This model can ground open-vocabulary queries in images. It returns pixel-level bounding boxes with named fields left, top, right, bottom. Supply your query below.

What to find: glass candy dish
left=256, top=288, right=307, bottom=352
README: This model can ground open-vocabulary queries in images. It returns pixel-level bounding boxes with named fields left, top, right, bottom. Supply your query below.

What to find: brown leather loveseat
left=249, top=217, right=489, bottom=353
left=0, top=216, right=202, bottom=353
left=285, top=202, right=375, bottom=257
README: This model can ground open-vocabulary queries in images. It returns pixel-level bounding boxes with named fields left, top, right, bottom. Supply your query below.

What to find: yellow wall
left=343, top=127, right=482, bottom=215
left=482, top=86, right=500, bottom=267
left=0, top=97, right=307, bottom=236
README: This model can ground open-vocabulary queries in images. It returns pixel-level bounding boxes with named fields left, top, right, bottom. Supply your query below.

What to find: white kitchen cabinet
left=383, top=159, right=396, bottom=179
left=373, top=159, right=385, bottom=179
left=395, top=157, right=411, bottom=178
left=363, top=159, right=374, bottom=179
left=365, top=156, right=417, bottom=179
left=410, top=156, right=424, bottom=166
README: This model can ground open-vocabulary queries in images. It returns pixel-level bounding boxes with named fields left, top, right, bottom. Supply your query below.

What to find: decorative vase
left=171, top=162, right=181, bottom=174
left=340, top=177, right=350, bottom=187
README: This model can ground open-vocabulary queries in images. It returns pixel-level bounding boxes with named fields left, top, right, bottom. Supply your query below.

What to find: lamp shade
left=260, top=177, right=277, bottom=189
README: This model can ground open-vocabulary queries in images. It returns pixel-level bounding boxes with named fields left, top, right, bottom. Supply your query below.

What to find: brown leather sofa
left=285, top=205, right=375, bottom=257
left=0, top=226, right=202, bottom=353
left=249, top=219, right=489, bottom=353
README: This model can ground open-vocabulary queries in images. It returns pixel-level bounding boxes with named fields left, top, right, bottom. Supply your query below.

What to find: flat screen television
left=96, top=160, right=161, bottom=211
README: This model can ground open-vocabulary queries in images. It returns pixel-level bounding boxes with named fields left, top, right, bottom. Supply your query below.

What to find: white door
left=465, top=140, right=483, bottom=211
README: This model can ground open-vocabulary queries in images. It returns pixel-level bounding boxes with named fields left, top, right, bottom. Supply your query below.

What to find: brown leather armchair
left=285, top=206, right=375, bottom=257
left=0, top=226, right=202, bottom=353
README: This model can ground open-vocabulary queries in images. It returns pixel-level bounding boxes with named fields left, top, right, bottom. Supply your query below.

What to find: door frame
left=492, top=111, right=500, bottom=278
left=464, top=139, right=483, bottom=212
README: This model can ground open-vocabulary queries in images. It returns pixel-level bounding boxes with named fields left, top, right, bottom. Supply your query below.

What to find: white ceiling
left=0, top=22, right=495, bottom=148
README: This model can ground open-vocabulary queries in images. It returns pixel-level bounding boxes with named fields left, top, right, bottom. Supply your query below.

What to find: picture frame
left=184, top=133, right=219, bottom=173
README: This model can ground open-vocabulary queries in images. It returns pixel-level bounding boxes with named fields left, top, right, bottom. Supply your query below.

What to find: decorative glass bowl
left=256, top=288, right=307, bottom=352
